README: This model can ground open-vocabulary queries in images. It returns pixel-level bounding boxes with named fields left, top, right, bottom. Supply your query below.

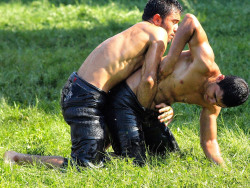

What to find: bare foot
left=3, top=151, right=19, bottom=164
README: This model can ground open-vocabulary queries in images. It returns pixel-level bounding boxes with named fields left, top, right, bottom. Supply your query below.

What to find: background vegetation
left=0, top=0, right=249, bottom=187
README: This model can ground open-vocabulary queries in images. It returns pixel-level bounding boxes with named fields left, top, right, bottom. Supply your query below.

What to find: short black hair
left=142, top=0, right=183, bottom=21
left=218, top=76, right=249, bottom=107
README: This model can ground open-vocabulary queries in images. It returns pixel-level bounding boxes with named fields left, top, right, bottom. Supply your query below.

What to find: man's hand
left=200, top=107, right=226, bottom=166
left=155, top=103, right=174, bottom=126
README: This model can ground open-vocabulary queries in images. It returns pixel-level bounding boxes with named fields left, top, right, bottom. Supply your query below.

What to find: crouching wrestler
left=105, top=13, right=249, bottom=166
left=3, top=0, right=183, bottom=168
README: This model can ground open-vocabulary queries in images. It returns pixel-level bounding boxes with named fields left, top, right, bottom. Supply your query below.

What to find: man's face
left=160, top=10, right=181, bottom=43
left=204, top=83, right=225, bottom=107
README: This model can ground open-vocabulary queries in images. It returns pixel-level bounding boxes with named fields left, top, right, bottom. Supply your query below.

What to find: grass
left=0, top=0, right=249, bottom=187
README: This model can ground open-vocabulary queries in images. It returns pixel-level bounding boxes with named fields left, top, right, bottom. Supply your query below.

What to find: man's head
left=142, top=0, right=183, bottom=42
left=205, top=75, right=249, bottom=107
left=218, top=76, right=249, bottom=107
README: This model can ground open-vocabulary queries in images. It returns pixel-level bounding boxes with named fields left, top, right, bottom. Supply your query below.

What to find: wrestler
left=4, top=0, right=182, bottom=168
left=106, top=14, right=249, bottom=166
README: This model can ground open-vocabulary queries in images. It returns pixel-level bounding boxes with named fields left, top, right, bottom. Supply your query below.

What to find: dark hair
left=142, top=0, right=183, bottom=21
left=218, top=76, right=249, bottom=107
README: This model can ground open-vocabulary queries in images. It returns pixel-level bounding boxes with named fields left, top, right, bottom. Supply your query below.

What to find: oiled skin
left=126, top=14, right=226, bottom=165
left=78, top=21, right=168, bottom=107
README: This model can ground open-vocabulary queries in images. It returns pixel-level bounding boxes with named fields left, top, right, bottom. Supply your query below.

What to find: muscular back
left=77, top=22, right=168, bottom=92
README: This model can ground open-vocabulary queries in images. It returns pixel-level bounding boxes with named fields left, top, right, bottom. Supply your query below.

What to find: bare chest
left=157, top=67, right=207, bottom=106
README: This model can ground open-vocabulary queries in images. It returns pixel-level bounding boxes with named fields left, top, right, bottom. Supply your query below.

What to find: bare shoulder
left=183, top=14, right=215, bottom=73
left=134, top=22, right=168, bottom=41
left=187, top=42, right=216, bottom=79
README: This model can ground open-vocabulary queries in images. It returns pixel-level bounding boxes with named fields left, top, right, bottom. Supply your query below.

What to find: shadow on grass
left=0, top=0, right=249, bottom=128
left=0, top=0, right=198, bottom=12
left=0, top=19, right=133, bottom=112
left=0, top=0, right=147, bottom=10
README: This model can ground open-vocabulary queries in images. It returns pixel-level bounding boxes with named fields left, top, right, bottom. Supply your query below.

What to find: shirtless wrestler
left=105, top=14, right=249, bottom=166
left=3, top=0, right=182, bottom=168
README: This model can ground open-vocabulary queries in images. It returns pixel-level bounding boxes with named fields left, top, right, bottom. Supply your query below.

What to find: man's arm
left=159, top=14, right=213, bottom=79
left=136, top=30, right=167, bottom=108
left=200, top=107, right=225, bottom=166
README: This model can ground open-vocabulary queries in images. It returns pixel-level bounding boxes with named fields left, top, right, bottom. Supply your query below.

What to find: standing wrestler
left=4, top=0, right=182, bottom=168
left=106, top=14, right=249, bottom=166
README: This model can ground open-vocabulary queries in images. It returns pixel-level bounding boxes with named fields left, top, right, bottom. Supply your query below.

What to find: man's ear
left=152, top=14, right=162, bottom=26
left=216, top=74, right=225, bottom=82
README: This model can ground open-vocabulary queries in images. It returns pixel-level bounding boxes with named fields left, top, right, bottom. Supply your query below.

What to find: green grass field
left=0, top=0, right=249, bottom=187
